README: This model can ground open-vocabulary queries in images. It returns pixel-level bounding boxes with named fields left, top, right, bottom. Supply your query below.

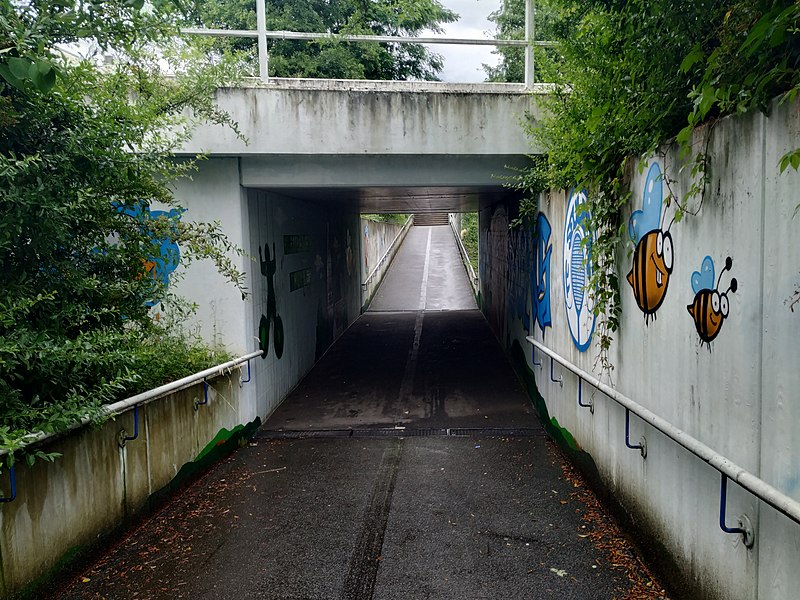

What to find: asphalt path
left=55, top=226, right=654, bottom=600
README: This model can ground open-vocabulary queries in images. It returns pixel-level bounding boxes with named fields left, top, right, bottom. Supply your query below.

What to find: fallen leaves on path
left=550, top=440, right=670, bottom=600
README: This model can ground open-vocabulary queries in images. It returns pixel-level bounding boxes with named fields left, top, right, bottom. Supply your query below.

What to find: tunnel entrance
left=367, top=223, right=476, bottom=313
left=262, top=200, right=538, bottom=433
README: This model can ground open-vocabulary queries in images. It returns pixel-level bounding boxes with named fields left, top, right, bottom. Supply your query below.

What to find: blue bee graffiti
left=563, top=189, right=596, bottom=352
left=532, top=212, right=552, bottom=335
left=627, top=162, right=675, bottom=323
left=688, top=255, right=738, bottom=347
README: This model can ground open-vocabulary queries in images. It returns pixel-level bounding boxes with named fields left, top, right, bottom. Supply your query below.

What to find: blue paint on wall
left=628, top=162, right=663, bottom=244
left=118, top=202, right=182, bottom=306
left=563, top=189, right=596, bottom=352
left=533, top=212, right=552, bottom=335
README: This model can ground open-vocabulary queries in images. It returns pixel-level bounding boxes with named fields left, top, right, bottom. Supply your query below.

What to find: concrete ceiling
left=258, top=185, right=522, bottom=214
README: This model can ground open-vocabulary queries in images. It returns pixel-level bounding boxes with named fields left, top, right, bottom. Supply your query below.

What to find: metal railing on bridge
left=181, top=0, right=554, bottom=88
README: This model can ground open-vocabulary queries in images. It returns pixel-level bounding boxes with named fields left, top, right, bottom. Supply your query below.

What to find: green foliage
left=0, top=1, right=246, bottom=470
left=459, top=212, right=479, bottom=270
left=484, top=0, right=561, bottom=83
left=510, top=0, right=800, bottom=372
left=192, top=0, right=458, bottom=80
left=363, top=213, right=410, bottom=225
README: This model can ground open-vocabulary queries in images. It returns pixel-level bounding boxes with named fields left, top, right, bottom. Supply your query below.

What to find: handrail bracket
left=625, top=408, right=647, bottom=458
left=720, top=474, right=755, bottom=548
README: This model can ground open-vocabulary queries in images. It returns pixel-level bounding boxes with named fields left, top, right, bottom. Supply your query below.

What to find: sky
left=429, top=0, right=504, bottom=83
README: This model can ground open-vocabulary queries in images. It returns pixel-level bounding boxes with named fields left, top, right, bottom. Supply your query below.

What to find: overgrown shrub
left=0, top=1, right=246, bottom=469
left=499, top=0, right=799, bottom=371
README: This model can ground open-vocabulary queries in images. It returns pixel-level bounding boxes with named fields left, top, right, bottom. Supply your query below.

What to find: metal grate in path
left=257, top=427, right=545, bottom=440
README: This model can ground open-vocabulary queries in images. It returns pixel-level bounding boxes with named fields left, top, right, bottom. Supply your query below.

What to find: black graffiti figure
left=258, top=242, right=284, bottom=359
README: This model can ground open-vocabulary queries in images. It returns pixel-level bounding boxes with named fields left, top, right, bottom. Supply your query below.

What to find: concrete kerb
left=0, top=357, right=261, bottom=598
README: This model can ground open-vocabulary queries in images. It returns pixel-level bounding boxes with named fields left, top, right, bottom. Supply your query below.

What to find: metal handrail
left=526, top=337, right=800, bottom=526
left=181, top=0, right=555, bottom=87
left=362, top=215, right=414, bottom=291
left=0, top=349, right=263, bottom=459
left=448, top=214, right=478, bottom=294
left=181, top=28, right=554, bottom=47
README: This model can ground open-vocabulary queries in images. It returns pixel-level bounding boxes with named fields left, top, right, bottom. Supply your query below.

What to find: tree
left=193, top=0, right=458, bottom=80
left=510, top=0, right=799, bottom=371
left=483, top=0, right=560, bottom=83
left=0, top=1, right=245, bottom=466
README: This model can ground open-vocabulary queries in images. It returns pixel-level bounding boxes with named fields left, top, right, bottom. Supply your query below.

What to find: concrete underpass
left=54, top=223, right=659, bottom=600
left=7, top=80, right=794, bottom=600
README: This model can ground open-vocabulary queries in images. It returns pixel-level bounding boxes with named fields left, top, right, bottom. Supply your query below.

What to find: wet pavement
left=54, top=226, right=658, bottom=600
left=368, top=225, right=476, bottom=312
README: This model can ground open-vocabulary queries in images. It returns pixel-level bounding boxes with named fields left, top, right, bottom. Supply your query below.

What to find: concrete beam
left=180, top=79, right=547, bottom=157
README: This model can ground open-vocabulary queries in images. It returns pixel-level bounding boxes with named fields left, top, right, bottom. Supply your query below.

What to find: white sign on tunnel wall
left=563, top=189, right=596, bottom=352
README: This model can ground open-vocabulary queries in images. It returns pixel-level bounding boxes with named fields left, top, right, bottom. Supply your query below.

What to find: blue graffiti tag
left=532, top=212, right=552, bottom=335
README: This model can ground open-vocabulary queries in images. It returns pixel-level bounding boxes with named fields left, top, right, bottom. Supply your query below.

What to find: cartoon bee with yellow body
left=627, top=162, right=674, bottom=323
left=688, top=256, right=737, bottom=347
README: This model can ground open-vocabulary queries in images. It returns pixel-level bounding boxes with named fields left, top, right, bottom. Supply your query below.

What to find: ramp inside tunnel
left=263, top=224, right=538, bottom=433
left=368, top=225, right=477, bottom=313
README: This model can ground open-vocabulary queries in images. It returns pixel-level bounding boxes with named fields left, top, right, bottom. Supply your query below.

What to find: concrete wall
left=480, top=99, right=800, bottom=600
left=360, top=217, right=410, bottom=307
left=247, top=190, right=362, bottom=418
left=0, top=374, right=250, bottom=597
left=179, top=79, right=545, bottom=157
left=168, top=161, right=363, bottom=422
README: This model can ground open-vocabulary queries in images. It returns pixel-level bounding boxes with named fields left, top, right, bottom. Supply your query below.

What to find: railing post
left=256, top=0, right=269, bottom=81
left=524, top=0, right=535, bottom=88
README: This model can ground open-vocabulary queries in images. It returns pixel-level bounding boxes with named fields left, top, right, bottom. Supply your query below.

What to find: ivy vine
left=506, top=0, right=800, bottom=374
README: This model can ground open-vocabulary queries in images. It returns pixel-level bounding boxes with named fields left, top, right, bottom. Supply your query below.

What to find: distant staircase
left=413, top=212, right=449, bottom=226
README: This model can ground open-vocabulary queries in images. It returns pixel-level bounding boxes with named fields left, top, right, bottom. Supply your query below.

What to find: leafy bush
left=460, top=212, right=479, bottom=270
left=0, top=1, right=246, bottom=469
left=505, top=0, right=799, bottom=371
left=363, top=214, right=410, bottom=226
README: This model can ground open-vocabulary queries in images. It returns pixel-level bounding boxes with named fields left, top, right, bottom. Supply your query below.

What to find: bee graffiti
left=259, top=242, right=285, bottom=359
left=688, top=256, right=738, bottom=347
left=627, top=162, right=674, bottom=323
left=532, top=212, right=552, bottom=335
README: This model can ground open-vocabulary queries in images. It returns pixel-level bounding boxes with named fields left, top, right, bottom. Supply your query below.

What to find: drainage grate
left=447, top=427, right=544, bottom=437
left=257, top=427, right=544, bottom=440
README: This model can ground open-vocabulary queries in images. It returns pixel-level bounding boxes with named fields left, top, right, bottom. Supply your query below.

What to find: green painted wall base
left=18, top=417, right=261, bottom=600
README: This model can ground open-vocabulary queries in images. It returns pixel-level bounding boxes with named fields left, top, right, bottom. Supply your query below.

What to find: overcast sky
left=429, top=0, right=503, bottom=83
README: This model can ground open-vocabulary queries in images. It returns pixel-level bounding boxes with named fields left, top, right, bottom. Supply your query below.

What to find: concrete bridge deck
left=54, top=226, right=663, bottom=600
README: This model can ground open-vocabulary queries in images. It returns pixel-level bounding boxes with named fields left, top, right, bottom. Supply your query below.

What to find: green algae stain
left=18, top=545, right=82, bottom=600
left=509, top=340, right=582, bottom=453
left=196, top=423, right=249, bottom=463
left=148, top=417, right=261, bottom=508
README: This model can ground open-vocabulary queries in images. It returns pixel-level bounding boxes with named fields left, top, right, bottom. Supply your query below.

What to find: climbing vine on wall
left=512, top=0, right=800, bottom=373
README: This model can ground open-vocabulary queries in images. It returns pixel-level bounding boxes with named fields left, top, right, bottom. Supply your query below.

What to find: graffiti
left=484, top=206, right=509, bottom=338
left=627, top=162, right=674, bottom=323
left=507, top=223, right=532, bottom=334
left=118, top=203, right=182, bottom=307
left=346, top=228, right=354, bottom=277
left=363, top=224, right=370, bottom=273
left=258, top=242, right=285, bottom=359
left=789, top=277, right=800, bottom=313
left=564, top=189, right=596, bottom=352
left=688, top=255, right=737, bottom=347
left=533, top=212, right=553, bottom=335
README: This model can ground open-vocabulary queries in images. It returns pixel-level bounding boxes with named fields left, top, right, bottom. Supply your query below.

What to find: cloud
left=425, top=0, right=502, bottom=83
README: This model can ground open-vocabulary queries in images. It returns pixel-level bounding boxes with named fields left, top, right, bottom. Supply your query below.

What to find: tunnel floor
left=55, top=225, right=665, bottom=600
